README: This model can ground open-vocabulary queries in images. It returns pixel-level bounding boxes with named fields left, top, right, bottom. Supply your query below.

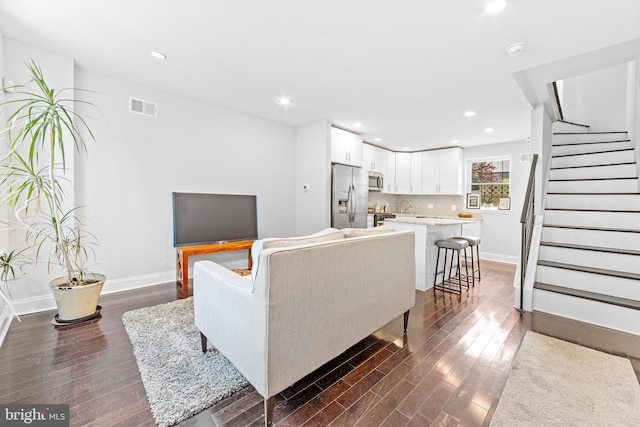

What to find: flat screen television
left=172, top=192, right=258, bottom=247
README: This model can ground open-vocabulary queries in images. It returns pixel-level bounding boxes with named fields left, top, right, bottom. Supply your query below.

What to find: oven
left=373, top=213, right=396, bottom=227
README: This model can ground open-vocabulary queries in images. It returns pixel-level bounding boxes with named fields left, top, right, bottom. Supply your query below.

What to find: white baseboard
left=481, top=252, right=518, bottom=264
left=10, top=270, right=176, bottom=316
left=0, top=305, right=13, bottom=348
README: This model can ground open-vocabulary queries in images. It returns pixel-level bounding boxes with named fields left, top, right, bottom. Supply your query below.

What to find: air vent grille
left=129, top=97, right=158, bottom=118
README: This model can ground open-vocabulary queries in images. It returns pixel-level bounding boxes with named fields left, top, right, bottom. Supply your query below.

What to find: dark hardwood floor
left=0, top=260, right=592, bottom=426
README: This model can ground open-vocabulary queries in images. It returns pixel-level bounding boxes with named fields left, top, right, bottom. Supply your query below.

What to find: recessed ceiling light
left=506, top=42, right=526, bottom=56
left=150, top=51, right=166, bottom=60
left=277, top=97, right=291, bottom=106
left=403, top=147, right=410, bottom=151
left=485, top=128, right=494, bottom=133
left=451, top=139, right=459, bottom=144
left=353, top=122, right=362, bottom=128
left=485, top=1, right=506, bottom=14
left=374, top=137, right=382, bottom=142
left=464, top=111, right=476, bottom=117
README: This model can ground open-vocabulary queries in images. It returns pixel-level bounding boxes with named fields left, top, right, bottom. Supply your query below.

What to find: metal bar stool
left=433, top=238, right=470, bottom=295
left=453, top=236, right=481, bottom=286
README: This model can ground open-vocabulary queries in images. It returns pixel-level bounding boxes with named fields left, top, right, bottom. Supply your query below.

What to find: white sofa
left=193, top=227, right=416, bottom=425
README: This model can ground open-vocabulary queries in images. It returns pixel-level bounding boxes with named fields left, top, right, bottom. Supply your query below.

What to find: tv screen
left=172, top=192, right=258, bottom=247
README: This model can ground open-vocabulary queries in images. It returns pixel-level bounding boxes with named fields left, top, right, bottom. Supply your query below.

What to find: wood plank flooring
left=1, top=260, right=527, bottom=426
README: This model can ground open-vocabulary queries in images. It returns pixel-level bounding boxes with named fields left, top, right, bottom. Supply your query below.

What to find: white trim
left=10, top=270, right=176, bottom=316
left=481, top=252, right=518, bottom=264
left=0, top=305, right=12, bottom=347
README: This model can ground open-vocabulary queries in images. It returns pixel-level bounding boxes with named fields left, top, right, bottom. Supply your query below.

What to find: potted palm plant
left=0, top=60, right=104, bottom=324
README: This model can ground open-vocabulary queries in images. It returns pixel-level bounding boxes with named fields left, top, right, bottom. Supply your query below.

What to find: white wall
left=2, top=39, right=297, bottom=314
left=463, top=140, right=531, bottom=263
left=562, top=64, right=627, bottom=130
left=295, top=120, right=332, bottom=235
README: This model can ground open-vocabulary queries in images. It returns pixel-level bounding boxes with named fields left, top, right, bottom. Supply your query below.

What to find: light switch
left=451, top=205, right=456, bottom=211
left=428, top=204, right=433, bottom=209
left=303, top=184, right=309, bottom=192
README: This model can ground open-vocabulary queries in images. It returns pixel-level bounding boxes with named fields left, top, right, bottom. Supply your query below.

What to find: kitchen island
left=386, top=217, right=480, bottom=291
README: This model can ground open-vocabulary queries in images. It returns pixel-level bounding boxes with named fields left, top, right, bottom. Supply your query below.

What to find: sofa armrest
left=193, top=260, right=268, bottom=396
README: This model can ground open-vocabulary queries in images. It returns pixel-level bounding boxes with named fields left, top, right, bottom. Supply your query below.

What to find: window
left=467, top=156, right=510, bottom=210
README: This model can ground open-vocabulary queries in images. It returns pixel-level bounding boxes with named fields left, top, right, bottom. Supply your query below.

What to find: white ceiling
left=1, top=0, right=640, bottom=151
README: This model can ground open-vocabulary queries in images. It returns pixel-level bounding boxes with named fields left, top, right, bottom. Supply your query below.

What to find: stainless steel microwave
left=368, top=171, right=383, bottom=191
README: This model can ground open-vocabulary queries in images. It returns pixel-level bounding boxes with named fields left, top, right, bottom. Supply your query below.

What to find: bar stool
left=453, top=236, right=481, bottom=286
left=433, top=238, right=470, bottom=295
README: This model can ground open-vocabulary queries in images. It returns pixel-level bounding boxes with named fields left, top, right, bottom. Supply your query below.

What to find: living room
left=2, top=1, right=640, bottom=426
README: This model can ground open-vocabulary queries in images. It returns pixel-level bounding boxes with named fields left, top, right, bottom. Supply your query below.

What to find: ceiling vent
left=129, top=97, right=158, bottom=118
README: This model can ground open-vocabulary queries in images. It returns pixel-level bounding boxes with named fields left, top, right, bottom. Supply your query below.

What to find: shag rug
left=491, top=331, right=640, bottom=426
left=122, top=297, right=248, bottom=427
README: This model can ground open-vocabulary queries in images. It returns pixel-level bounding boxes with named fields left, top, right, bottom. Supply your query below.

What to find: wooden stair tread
left=545, top=207, right=640, bottom=213
left=549, top=177, right=638, bottom=182
left=551, top=139, right=631, bottom=146
left=556, top=120, right=590, bottom=128
left=543, top=224, right=640, bottom=233
left=537, top=260, right=640, bottom=281
left=534, top=282, right=640, bottom=310
left=550, top=161, right=635, bottom=170
left=540, top=241, right=640, bottom=257
left=552, top=148, right=634, bottom=158
left=547, top=192, right=640, bottom=195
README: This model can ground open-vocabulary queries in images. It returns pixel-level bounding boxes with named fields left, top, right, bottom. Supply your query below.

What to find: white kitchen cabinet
left=421, top=147, right=463, bottom=195
left=395, top=152, right=411, bottom=193
left=362, top=143, right=383, bottom=172
left=331, top=127, right=363, bottom=167
left=383, top=149, right=396, bottom=193
left=410, top=152, right=423, bottom=194
left=462, top=220, right=482, bottom=239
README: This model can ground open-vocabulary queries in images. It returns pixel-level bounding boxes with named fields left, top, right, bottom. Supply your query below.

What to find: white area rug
left=491, top=331, right=640, bottom=426
left=122, top=297, right=248, bottom=427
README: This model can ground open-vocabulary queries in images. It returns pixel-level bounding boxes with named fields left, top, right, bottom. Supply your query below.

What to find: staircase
left=533, top=121, right=640, bottom=335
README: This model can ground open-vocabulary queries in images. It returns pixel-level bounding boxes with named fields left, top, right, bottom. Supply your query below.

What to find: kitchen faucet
left=400, top=199, right=413, bottom=214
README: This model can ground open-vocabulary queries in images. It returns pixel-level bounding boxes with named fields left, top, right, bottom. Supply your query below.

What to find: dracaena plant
left=0, top=59, right=97, bottom=286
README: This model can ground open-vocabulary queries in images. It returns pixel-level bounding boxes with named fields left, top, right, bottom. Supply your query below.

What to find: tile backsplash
left=369, top=192, right=465, bottom=217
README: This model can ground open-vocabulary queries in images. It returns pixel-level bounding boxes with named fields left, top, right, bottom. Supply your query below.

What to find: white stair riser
left=553, top=132, right=628, bottom=144
left=544, top=210, right=640, bottom=229
left=552, top=141, right=632, bottom=156
left=548, top=179, right=639, bottom=193
left=533, top=289, right=640, bottom=336
left=546, top=194, right=640, bottom=211
left=535, top=266, right=640, bottom=301
left=541, top=227, right=640, bottom=252
left=552, top=122, right=590, bottom=133
left=551, top=150, right=634, bottom=168
left=538, top=246, right=640, bottom=275
left=549, top=164, right=636, bottom=180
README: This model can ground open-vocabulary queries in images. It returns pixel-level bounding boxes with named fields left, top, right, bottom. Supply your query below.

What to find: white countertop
left=387, top=217, right=478, bottom=226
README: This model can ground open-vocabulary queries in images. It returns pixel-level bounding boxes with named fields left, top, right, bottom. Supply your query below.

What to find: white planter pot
left=50, top=273, right=106, bottom=321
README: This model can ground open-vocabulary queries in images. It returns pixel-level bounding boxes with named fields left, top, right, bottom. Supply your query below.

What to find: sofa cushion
left=251, top=228, right=344, bottom=281
left=342, top=225, right=395, bottom=238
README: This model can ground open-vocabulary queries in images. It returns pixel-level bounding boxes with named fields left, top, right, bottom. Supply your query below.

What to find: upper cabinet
left=383, top=150, right=396, bottom=193
left=410, top=152, right=423, bottom=194
left=331, top=127, right=363, bottom=167
left=421, top=147, right=464, bottom=195
left=362, top=144, right=383, bottom=172
left=395, top=152, right=411, bottom=194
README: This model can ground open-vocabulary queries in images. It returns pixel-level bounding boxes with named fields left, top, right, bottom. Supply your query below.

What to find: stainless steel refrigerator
left=331, top=163, right=368, bottom=228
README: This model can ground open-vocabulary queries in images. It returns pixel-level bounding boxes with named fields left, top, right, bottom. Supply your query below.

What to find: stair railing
left=552, top=81, right=564, bottom=121
left=519, top=153, right=539, bottom=310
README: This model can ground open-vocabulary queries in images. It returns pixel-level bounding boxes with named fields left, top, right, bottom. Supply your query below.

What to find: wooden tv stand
left=176, top=240, right=254, bottom=286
